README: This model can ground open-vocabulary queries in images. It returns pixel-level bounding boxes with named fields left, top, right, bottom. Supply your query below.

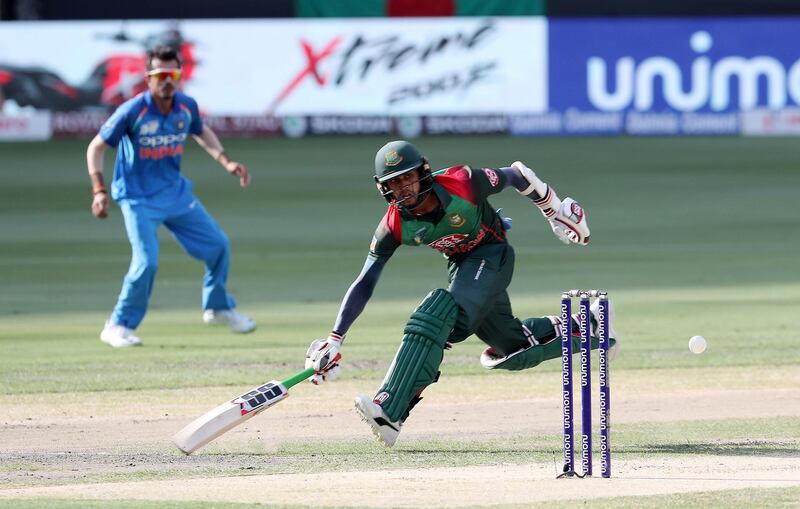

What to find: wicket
left=558, top=289, right=611, bottom=478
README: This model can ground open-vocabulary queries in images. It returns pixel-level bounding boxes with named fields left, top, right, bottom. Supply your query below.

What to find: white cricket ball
left=689, top=335, right=707, bottom=354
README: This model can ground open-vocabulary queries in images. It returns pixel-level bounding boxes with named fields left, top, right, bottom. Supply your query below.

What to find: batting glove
left=549, top=197, right=590, bottom=246
left=305, top=333, right=343, bottom=385
left=495, top=208, right=513, bottom=231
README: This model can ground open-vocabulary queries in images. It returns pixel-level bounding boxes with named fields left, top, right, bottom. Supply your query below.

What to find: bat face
left=172, top=367, right=313, bottom=455
left=236, top=381, right=288, bottom=415
left=173, top=380, right=289, bottom=454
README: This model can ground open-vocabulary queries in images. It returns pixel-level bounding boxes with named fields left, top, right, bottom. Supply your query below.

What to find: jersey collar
left=398, top=182, right=450, bottom=222
left=143, top=90, right=180, bottom=114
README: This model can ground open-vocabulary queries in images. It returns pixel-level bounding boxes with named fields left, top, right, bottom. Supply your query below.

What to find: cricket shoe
left=100, top=320, right=142, bottom=348
left=354, top=394, right=402, bottom=447
left=202, top=309, right=256, bottom=333
left=590, top=298, right=619, bottom=361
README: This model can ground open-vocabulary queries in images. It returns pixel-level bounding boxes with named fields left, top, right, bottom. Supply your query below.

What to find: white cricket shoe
left=100, top=320, right=142, bottom=348
left=202, top=308, right=256, bottom=333
left=354, top=394, right=402, bottom=447
left=590, top=298, right=619, bottom=361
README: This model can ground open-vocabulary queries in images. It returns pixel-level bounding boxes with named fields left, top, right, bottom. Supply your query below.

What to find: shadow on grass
left=628, top=441, right=800, bottom=457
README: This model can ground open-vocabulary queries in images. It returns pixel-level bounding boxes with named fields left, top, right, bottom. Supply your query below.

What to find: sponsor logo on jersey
left=138, top=132, right=188, bottom=161
left=482, top=168, right=499, bottom=186
left=428, top=233, right=468, bottom=251
left=139, top=120, right=159, bottom=135
left=139, top=144, right=184, bottom=160
left=384, top=150, right=403, bottom=166
left=412, top=227, right=428, bottom=245
left=374, top=391, right=390, bottom=404
left=139, top=132, right=187, bottom=147
left=429, top=226, right=496, bottom=256
left=448, top=213, right=466, bottom=227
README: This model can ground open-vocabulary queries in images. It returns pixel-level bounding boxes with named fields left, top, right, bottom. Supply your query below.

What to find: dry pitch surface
left=2, top=366, right=799, bottom=507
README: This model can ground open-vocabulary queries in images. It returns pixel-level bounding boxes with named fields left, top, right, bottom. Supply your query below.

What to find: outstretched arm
left=193, top=124, right=251, bottom=188
left=306, top=210, right=400, bottom=384
left=332, top=257, right=386, bottom=337
left=499, top=162, right=591, bottom=245
left=305, top=256, right=388, bottom=384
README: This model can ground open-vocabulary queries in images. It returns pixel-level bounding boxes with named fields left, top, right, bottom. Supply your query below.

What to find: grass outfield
left=0, top=136, right=799, bottom=507
left=4, top=485, right=800, bottom=509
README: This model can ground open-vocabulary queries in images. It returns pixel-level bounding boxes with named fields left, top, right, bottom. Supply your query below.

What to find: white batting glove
left=548, top=221, right=571, bottom=244
left=305, top=334, right=343, bottom=385
left=549, top=198, right=591, bottom=246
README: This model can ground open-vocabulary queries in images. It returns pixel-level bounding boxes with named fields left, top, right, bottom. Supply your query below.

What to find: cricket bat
left=173, top=367, right=314, bottom=454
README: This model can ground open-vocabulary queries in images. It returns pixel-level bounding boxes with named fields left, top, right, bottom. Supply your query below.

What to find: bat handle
left=281, top=367, right=316, bottom=389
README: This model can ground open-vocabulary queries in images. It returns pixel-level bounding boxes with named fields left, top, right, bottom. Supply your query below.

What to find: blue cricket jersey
left=99, top=90, right=204, bottom=203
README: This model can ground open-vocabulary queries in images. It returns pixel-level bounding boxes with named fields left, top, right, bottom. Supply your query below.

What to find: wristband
left=92, top=185, right=107, bottom=195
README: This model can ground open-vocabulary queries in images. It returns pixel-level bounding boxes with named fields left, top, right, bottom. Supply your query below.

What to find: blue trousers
left=111, top=190, right=236, bottom=329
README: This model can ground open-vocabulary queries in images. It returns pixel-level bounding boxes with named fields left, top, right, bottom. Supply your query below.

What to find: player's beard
left=157, top=83, right=176, bottom=101
left=396, top=190, right=419, bottom=208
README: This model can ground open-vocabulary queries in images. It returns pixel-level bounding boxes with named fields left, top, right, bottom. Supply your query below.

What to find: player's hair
left=146, top=45, right=182, bottom=70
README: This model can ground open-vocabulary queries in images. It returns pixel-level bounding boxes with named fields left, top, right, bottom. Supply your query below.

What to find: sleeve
left=187, top=96, right=203, bottom=135
left=331, top=214, right=399, bottom=335
left=469, top=167, right=508, bottom=201
left=331, top=257, right=386, bottom=337
left=98, top=105, right=131, bottom=147
left=368, top=209, right=401, bottom=263
left=498, top=166, right=531, bottom=193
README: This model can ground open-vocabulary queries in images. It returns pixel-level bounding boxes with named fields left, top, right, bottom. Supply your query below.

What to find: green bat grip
left=281, top=367, right=315, bottom=389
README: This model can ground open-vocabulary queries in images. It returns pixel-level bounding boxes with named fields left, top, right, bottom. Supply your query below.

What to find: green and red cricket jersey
left=369, top=165, right=508, bottom=261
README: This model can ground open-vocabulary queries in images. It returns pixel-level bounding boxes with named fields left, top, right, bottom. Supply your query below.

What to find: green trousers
left=447, top=242, right=557, bottom=355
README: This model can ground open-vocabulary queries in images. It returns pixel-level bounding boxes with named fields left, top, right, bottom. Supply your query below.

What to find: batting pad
left=482, top=335, right=616, bottom=371
left=377, top=289, right=458, bottom=422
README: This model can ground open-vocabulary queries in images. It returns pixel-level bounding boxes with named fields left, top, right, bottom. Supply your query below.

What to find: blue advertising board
left=528, top=18, right=800, bottom=135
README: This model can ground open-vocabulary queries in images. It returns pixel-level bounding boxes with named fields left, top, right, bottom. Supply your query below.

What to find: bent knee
left=129, top=258, right=158, bottom=280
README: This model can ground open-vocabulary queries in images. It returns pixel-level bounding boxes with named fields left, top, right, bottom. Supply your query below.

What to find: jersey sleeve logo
left=482, top=168, right=499, bottom=186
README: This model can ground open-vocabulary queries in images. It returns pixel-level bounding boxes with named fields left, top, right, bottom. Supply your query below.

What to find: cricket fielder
left=306, top=141, right=617, bottom=446
left=86, top=45, right=255, bottom=347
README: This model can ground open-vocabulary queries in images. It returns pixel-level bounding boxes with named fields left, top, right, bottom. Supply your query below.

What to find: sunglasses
left=146, top=68, right=182, bottom=81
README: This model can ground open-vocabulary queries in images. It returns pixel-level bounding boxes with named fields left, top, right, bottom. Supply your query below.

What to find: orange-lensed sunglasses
left=146, top=69, right=182, bottom=81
